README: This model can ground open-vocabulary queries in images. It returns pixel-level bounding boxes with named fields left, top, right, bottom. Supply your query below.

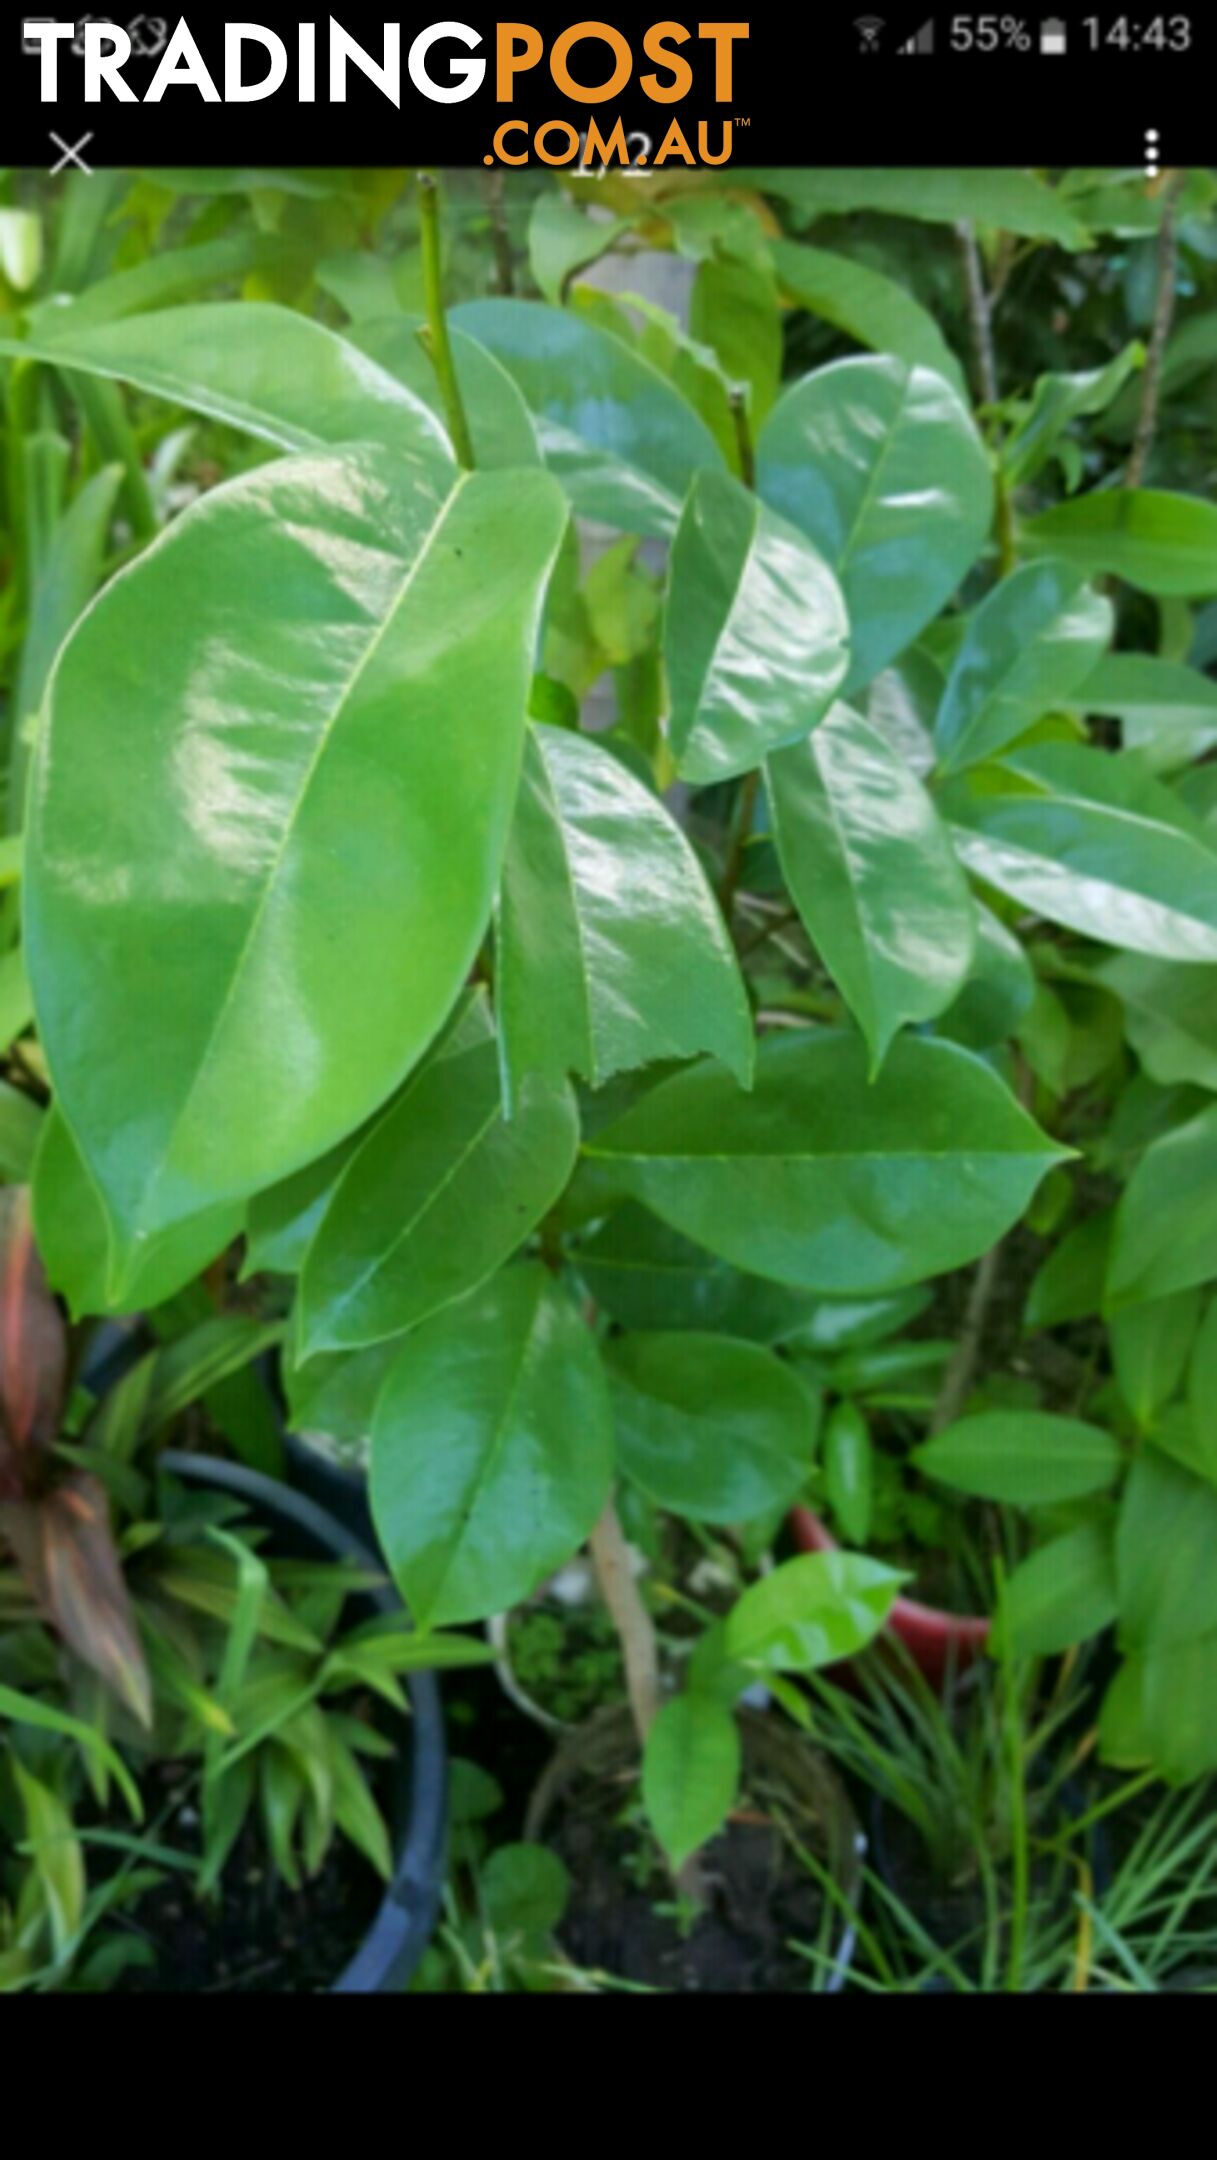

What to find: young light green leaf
left=608, top=1331, right=818, bottom=1524
left=586, top=1029, right=1066, bottom=1295
left=756, top=355, right=993, bottom=691
left=370, top=1265, right=614, bottom=1629
left=768, top=701, right=975, bottom=1073
left=664, top=468, right=849, bottom=784
left=913, top=1410, right=1121, bottom=1503
left=26, top=453, right=567, bottom=1291
left=1023, top=489, right=1217, bottom=597
left=300, top=1033, right=579, bottom=1353
left=1078, top=653, right=1217, bottom=771
left=2, top=303, right=455, bottom=477
left=1097, top=953, right=1217, bottom=1092
left=934, top=560, right=1113, bottom=774
left=1117, top=1448, right=1217, bottom=1650
left=1110, top=1290, right=1200, bottom=1431
left=453, top=296, right=725, bottom=536
left=724, top=1551, right=905, bottom=1673
left=349, top=314, right=541, bottom=472
left=643, top=1694, right=741, bottom=1871
left=756, top=169, right=1091, bottom=248
left=496, top=722, right=753, bottom=1108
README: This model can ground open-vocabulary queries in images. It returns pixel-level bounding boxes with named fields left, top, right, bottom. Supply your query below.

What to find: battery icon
left=1040, top=18, right=1068, bottom=53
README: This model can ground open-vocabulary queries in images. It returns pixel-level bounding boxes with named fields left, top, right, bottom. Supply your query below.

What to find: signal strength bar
left=899, top=19, right=935, bottom=52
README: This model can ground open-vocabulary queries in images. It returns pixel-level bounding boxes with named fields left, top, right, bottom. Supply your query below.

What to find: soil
left=530, top=1708, right=859, bottom=1994
left=120, top=1809, right=383, bottom=1995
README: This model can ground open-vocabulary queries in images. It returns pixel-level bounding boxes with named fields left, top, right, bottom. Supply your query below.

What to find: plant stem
left=719, top=768, right=760, bottom=921
left=1127, top=171, right=1187, bottom=490
left=954, top=220, right=999, bottom=409
left=416, top=172, right=476, bottom=472
left=484, top=166, right=515, bottom=296
left=929, top=1241, right=1002, bottom=1435
left=729, top=386, right=756, bottom=490
left=589, top=1496, right=660, bottom=1744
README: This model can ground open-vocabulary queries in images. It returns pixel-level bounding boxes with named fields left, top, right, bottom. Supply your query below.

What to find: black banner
left=4, top=5, right=1213, bottom=169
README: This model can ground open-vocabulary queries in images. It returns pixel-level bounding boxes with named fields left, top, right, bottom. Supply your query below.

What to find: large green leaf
left=1117, top=1448, right=1217, bottom=1650
left=756, top=169, right=1090, bottom=248
left=756, top=356, right=992, bottom=691
left=723, top=1551, right=905, bottom=1673
left=369, top=1266, right=613, bottom=1629
left=26, top=452, right=567, bottom=1293
left=1004, top=1515, right=1119, bottom=1656
left=934, top=560, right=1113, bottom=774
left=664, top=468, right=849, bottom=784
left=453, top=297, right=725, bottom=536
left=1, top=303, right=454, bottom=478
left=608, top=1331, right=818, bottom=1524
left=1079, top=653, right=1217, bottom=771
left=643, top=1693, right=741, bottom=1870
left=575, top=1204, right=816, bottom=1341
left=496, top=723, right=752, bottom=1108
left=299, top=1031, right=578, bottom=1353
left=33, top=1109, right=240, bottom=1322
left=1107, top=1103, right=1217, bottom=1306
left=772, top=238, right=967, bottom=399
left=1022, top=490, right=1217, bottom=597
left=585, top=1030, right=1066, bottom=1294
left=946, top=743, right=1217, bottom=962
left=1110, top=1291, right=1200, bottom=1431
left=1098, top=953, right=1217, bottom=1091
left=768, top=702, right=975, bottom=1073
left=348, top=315, right=540, bottom=472
left=913, top=1411, right=1121, bottom=1502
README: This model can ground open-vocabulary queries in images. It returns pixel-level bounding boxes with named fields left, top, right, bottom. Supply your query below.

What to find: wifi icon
left=855, top=16, right=885, bottom=51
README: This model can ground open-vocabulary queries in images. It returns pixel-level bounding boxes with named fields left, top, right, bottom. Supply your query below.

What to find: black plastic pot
left=160, top=1450, right=446, bottom=1994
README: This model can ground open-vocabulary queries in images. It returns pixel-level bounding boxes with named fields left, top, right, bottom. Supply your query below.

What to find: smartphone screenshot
left=1, top=7, right=1215, bottom=2003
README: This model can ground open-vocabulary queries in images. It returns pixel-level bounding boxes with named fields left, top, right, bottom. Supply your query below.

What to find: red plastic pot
left=789, top=1507, right=990, bottom=1690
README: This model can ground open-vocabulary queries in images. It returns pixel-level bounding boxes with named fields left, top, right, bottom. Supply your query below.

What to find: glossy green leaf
left=1117, top=1448, right=1217, bottom=1650
left=348, top=315, right=541, bottom=471
left=575, top=1204, right=816, bottom=1341
left=27, top=229, right=309, bottom=335
left=947, top=743, right=1217, bottom=962
left=934, top=561, right=1113, bottom=774
left=370, top=1266, right=613, bottom=1629
left=528, top=192, right=630, bottom=304
left=453, top=297, right=725, bottom=536
left=496, top=722, right=752, bottom=1108
left=914, top=1410, right=1121, bottom=1503
left=26, top=453, right=567, bottom=1293
left=32, top=1110, right=239, bottom=1322
left=723, top=1551, right=905, bottom=1674
left=664, top=469, right=849, bottom=784
left=756, top=355, right=993, bottom=691
left=1107, top=1102, right=1217, bottom=1306
left=1023, top=490, right=1217, bottom=597
left=1079, top=653, right=1217, bottom=771
left=643, top=1693, right=741, bottom=1870
left=2, top=303, right=455, bottom=477
left=773, top=238, right=967, bottom=399
left=608, top=1332, right=818, bottom=1524
left=689, top=253, right=782, bottom=428
left=768, top=702, right=975, bottom=1073
left=300, top=1032, right=579, bottom=1353
left=1004, top=1515, right=1119, bottom=1656
left=11, top=464, right=123, bottom=831
left=587, top=1029, right=1065, bottom=1295
left=1098, top=953, right=1217, bottom=1091
left=1111, top=1290, right=1200, bottom=1430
